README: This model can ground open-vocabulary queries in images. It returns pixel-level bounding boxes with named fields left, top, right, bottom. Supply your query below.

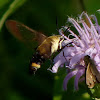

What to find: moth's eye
left=60, top=36, right=64, bottom=40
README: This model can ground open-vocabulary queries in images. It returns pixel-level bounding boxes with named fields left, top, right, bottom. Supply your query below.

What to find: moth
left=5, top=20, right=70, bottom=74
left=84, top=55, right=100, bottom=88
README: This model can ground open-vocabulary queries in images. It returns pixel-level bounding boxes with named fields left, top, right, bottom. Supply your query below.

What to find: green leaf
left=88, top=83, right=100, bottom=99
left=0, top=0, right=9, bottom=8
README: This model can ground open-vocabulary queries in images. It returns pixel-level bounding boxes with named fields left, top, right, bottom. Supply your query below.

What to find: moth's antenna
left=56, top=16, right=71, bottom=38
left=64, top=27, right=70, bottom=35
left=56, top=16, right=59, bottom=32
left=60, top=26, right=71, bottom=37
left=79, top=0, right=86, bottom=11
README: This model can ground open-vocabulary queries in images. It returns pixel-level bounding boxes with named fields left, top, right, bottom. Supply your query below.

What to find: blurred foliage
left=0, top=0, right=100, bottom=100
left=0, top=0, right=26, bottom=30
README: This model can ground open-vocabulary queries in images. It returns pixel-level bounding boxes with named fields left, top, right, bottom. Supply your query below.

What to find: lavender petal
left=74, top=69, right=85, bottom=90
left=63, top=70, right=78, bottom=90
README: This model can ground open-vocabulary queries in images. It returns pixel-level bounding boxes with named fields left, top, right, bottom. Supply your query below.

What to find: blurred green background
left=0, top=0, right=100, bottom=100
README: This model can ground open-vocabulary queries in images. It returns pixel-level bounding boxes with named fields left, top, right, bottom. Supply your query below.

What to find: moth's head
left=84, top=55, right=90, bottom=59
left=84, top=55, right=91, bottom=66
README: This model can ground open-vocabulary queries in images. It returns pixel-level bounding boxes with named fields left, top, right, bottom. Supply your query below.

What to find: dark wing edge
left=5, top=20, right=47, bottom=47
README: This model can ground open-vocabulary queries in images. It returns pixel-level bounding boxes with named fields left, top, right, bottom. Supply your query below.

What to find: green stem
left=0, top=0, right=26, bottom=31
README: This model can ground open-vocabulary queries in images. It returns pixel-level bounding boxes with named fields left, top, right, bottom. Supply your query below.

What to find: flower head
left=50, top=12, right=100, bottom=90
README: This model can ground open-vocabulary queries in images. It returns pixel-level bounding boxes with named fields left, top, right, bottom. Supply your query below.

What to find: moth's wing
left=86, top=63, right=96, bottom=88
left=95, top=71, right=100, bottom=82
left=90, top=61, right=100, bottom=82
left=5, top=20, right=47, bottom=49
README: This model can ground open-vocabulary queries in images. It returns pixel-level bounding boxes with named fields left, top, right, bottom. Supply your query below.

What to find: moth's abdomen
left=29, top=51, right=45, bottom=74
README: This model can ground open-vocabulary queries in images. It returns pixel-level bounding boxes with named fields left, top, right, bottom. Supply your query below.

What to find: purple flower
left=49, top=12, right=100, bottom=90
